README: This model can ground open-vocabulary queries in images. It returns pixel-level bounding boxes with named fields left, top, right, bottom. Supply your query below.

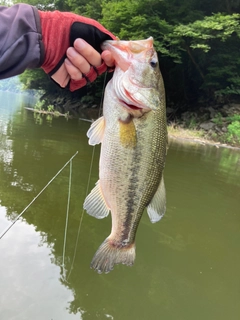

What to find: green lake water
left=0, top=91, right=239, bottom=320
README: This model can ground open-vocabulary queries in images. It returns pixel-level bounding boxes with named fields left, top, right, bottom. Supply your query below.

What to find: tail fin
left=90, top=238, right=136, bottom=274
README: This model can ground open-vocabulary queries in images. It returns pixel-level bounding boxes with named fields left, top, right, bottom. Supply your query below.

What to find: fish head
left=102, top=37, right=162, bottom=117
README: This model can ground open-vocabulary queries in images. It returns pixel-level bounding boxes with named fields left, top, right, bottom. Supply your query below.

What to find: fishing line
left=0, top=151, right=78, bottom=240
left=66, top=72, right=108, bottom=281
left=78, top=118, right=93, bottom=123
left=66, top=144, right=96, bottom=281
left=62, top=157, right=73, bottom=279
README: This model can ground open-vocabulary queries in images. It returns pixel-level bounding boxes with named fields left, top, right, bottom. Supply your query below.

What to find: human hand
left=39, top=10, right=116, bottom=91
left=51, top=39, right=115, bottom=91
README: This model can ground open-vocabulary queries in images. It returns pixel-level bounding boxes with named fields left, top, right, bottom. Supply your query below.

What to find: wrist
left=39, top=10, right=73, bottom=74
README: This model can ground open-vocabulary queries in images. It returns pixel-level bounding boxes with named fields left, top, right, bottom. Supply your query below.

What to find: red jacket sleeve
left=0, top=4, right=44, bottom=79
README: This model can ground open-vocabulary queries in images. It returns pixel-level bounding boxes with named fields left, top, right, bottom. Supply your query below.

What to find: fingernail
left=67, top=47, right=76, bottom=58
left=65, top=58, right=71, bottom=65
left=74, top=39, right=87, bottom=50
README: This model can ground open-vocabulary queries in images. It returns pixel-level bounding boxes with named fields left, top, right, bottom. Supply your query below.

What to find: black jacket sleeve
left=0, top=4, right=44, bottom=79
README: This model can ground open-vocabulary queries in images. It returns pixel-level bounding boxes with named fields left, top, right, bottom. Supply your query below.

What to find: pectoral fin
left=87, top=116, right=105, bottom=145
left=83, top=181, right=109, bottom=219
left=147, top=175, right=166, bottom=223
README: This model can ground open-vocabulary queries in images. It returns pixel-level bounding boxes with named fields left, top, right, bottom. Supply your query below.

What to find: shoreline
left=167, top=124, right=240, bottom=149
left=168, top=133, right=240, bottom=150
left=25, top=107, right=240, bottom=150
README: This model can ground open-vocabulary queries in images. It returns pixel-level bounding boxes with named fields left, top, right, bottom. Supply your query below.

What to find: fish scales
left=84, top=37, right=167, bottom=273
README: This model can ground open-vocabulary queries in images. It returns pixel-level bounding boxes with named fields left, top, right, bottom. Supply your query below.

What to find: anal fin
left=83, top=180, right=109, bottom=219
left=147, top=175, right=166, bottom=223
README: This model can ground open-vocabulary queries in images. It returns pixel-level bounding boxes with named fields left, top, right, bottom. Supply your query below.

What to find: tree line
left=17, top=0, right=240, bottom=110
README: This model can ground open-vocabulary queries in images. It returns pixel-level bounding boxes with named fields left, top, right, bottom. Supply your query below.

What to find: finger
left=101, top=50, right=115, bottom=68
left=74, top=38, right=102, bottom=67
left=64, top=58, right=83, bottom=81
left=66, top=47, right=91, bottom=75
left=51, top=64, right=70, bottom=88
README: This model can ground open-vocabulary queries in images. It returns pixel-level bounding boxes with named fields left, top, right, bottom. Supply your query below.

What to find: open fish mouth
left=119, top=100, right=143, bottom=110
left=121, top=91, right=149, bottom=111
left=119, top=88, right=143, bottom=110
left=118, top=86, right=151, bottom=112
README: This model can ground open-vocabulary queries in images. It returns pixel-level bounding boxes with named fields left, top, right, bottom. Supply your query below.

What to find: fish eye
left=150, top=60, right=158, bottom=68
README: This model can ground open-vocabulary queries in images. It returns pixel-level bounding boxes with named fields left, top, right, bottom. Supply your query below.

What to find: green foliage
left=212, top=113, right=223, bottom=125
left=101, top=0, right=240, bottom=104
left=226, top=121, right=240, bottom=143
left=172, top=13, right=240, bottom=52
left=187, top=117, right=198, bottom=129
left=47, top=105, right=55, bottom=112
left=13, top=0, right=70, bottom=10
left=101, top=0, right=175, bottom=58
left=33, top=112, right=44, bottom=125
left=20, top=69, right=49, bottom=91
left=68, top=0, right=102, bottom=19
left=227, top=114, right=240, bottom=122
left=211, top=112, right=240, bottom=145
left=34, top=100, right=59, bottom=115
left=11, top=0, right=240, bottom=108
left=34, top=99, right=46, bottom=111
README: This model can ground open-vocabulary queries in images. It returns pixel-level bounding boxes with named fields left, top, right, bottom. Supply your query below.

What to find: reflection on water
left=0, top=91, right=240, bottom=320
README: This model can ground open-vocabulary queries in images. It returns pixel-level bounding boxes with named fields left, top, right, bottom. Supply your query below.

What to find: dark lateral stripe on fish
left=120, top=148, right=142, bottom=244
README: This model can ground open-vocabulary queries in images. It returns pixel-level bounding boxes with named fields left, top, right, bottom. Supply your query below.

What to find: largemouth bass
left=84, top=37, right=167, bottom=273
